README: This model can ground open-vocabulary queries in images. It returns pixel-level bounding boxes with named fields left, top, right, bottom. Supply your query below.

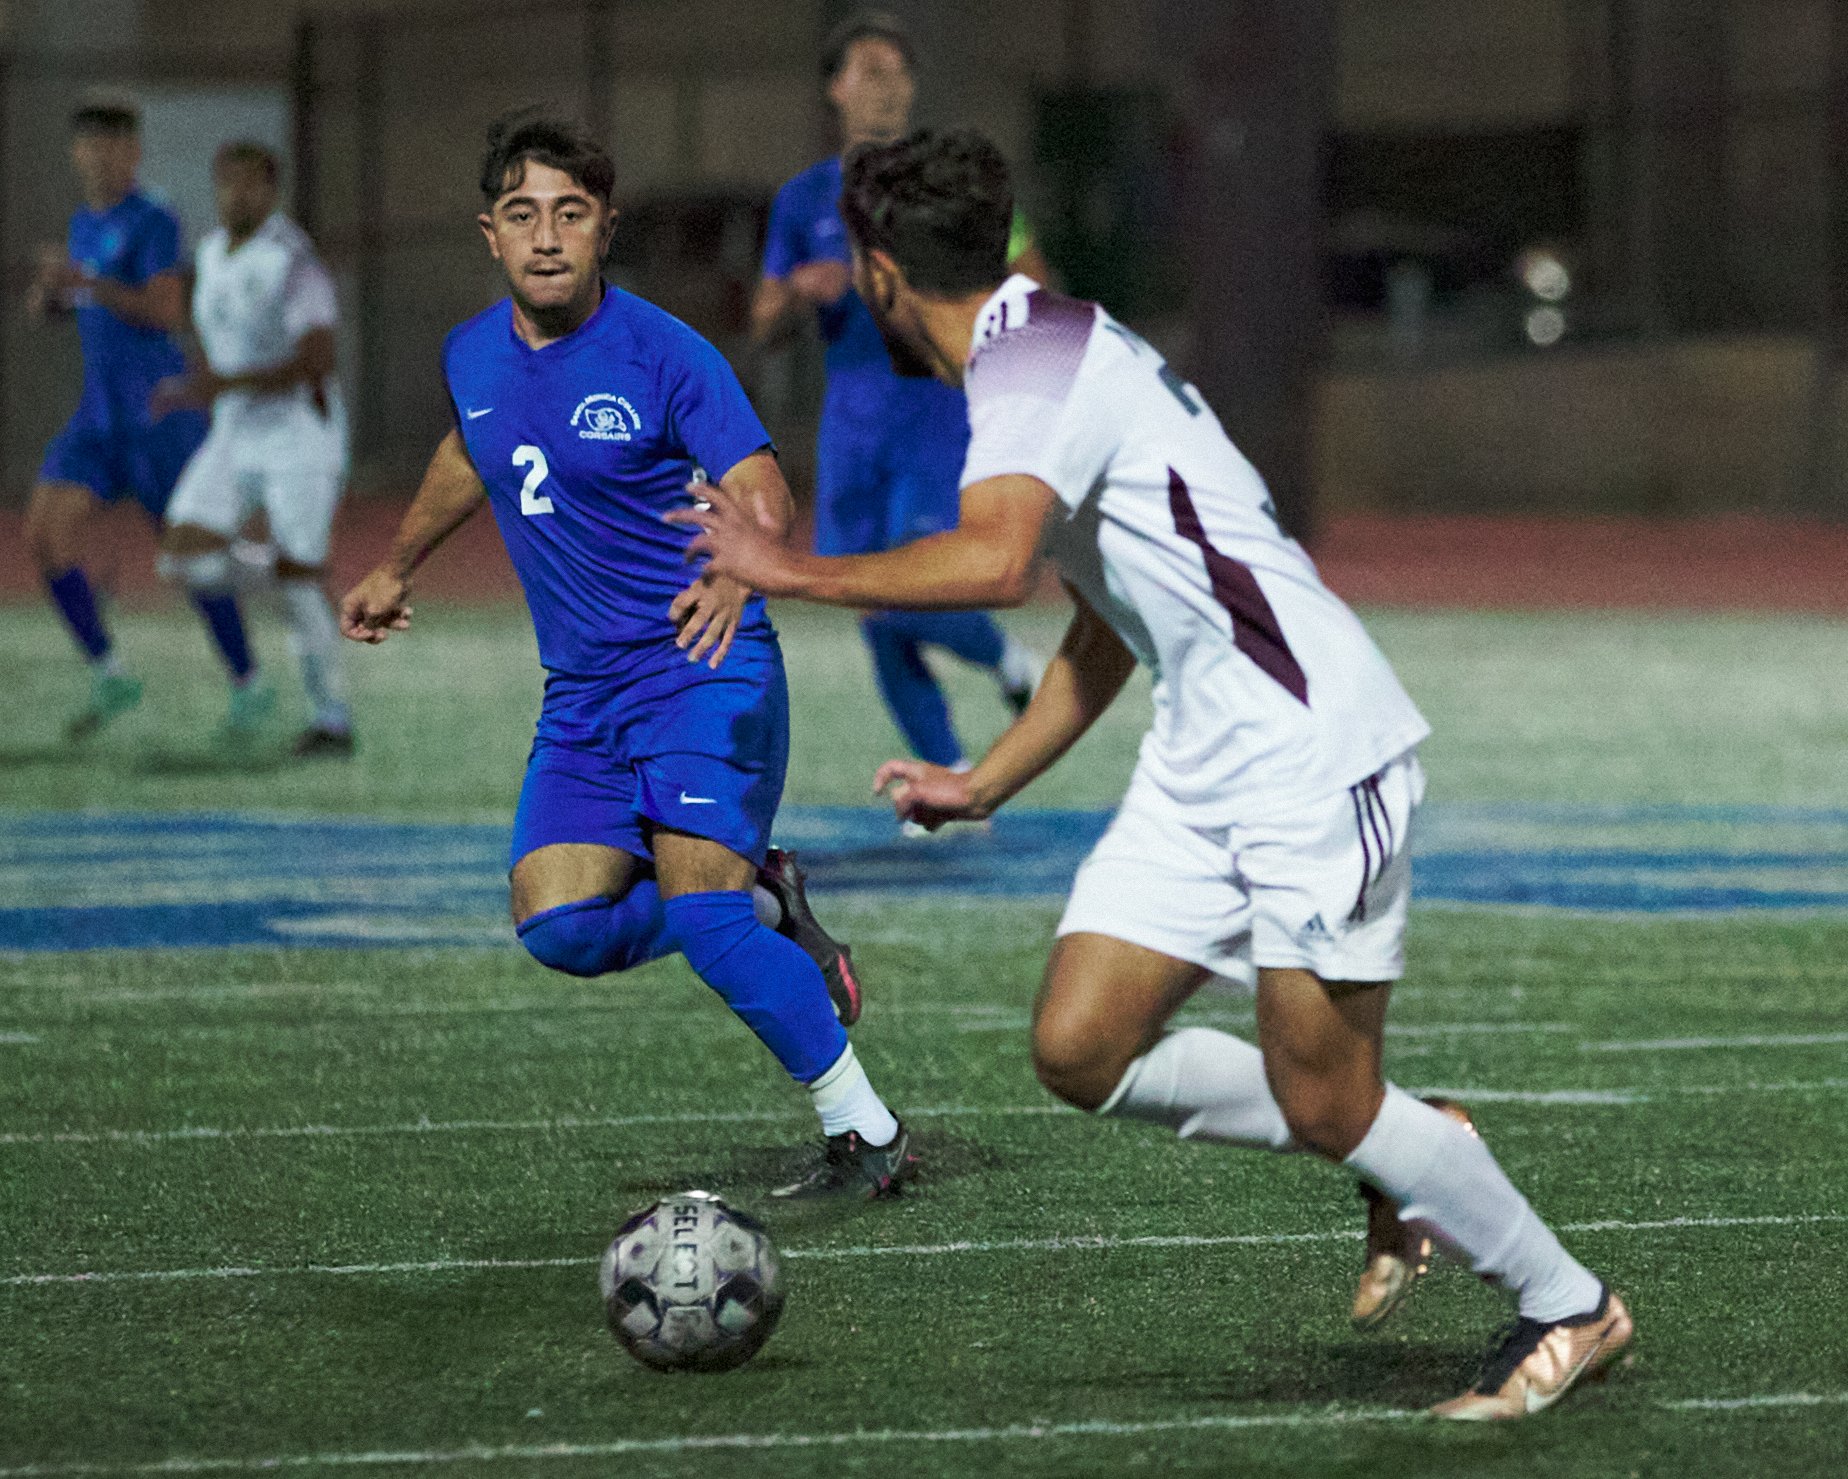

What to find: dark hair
left=478, top=109, right=614, bottom=207
left=70, top=97, right=140, bottom=135
left=840, top=129, right=1012, bottom=296
left=214, top=140, right=281, bottom=184
left=821, top=9, right=915, bottom=82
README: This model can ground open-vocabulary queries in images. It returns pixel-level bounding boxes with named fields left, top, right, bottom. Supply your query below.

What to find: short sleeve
left=760, top=180, right=809, bottom=279
left=281, top=253, right=339, bottom=340
left=667, top=331, right=773, bottom=480
left=960, top=297, right=1115, bottom=507
left=128, top=207, right=182, bottom=284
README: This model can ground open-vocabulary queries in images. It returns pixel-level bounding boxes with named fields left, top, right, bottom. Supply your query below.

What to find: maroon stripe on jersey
left=1167, top=468, right=1309, bottom=706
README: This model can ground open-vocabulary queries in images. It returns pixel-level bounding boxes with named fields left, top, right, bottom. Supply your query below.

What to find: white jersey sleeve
left=960, top=292, right=1117, bottom=505
left=960, top=274, right=1429, bottom=824
left=280, top=251, right=338, bottom=341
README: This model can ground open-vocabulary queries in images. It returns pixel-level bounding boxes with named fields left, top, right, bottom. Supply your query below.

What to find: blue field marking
left=2, top=804, right=1847, bottom=952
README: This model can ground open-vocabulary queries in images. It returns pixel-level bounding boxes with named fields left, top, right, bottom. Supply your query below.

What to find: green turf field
left=3, top=598, right=1846, bottom=1476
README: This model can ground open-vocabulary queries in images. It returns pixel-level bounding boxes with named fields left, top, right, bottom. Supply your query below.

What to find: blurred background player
left=22, top=96, right=222, bottom=740
left=152, top=140, right=353, bottom=755
left=752, top=11, right=1045, bottom=798
left=340, top=112, right=914, bottom=1200
left=682, top=129, right=1633, bottom=1419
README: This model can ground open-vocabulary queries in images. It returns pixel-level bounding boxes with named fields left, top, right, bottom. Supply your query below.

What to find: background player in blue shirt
left=339, top=112, right=914, bottom=1200
left=752, top=11, right=1045, bottom=791
left=23, top=97, right=260, bottom=740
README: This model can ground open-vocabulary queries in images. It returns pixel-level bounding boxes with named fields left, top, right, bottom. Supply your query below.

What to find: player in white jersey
left=676, top=130, right=1632, bottom=1420
left=154, top=141, right=353, bottom=755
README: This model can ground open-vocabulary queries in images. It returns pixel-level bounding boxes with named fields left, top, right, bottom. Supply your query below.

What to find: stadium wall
left=1, top=0, right=1843, bottom=518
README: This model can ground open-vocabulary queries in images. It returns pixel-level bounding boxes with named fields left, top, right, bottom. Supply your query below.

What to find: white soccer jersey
left=961, top=274, right=1429, bottom=824
left=191, top=211, right=345, bottom=444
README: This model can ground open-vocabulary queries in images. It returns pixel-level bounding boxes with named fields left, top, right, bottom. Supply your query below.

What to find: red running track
left=2, top=503, right=1845, bottom=614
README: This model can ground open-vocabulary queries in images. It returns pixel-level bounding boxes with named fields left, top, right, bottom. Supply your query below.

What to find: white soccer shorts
left=165, top=418, right=346, bottom=567
left=1058, top=749, right=1426, bottom=988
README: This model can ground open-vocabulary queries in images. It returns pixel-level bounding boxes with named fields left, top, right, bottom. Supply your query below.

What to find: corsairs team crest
left=571, top=392, right=642, bottom=442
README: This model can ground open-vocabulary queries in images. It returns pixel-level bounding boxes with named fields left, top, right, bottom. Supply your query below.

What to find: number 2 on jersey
left=512, top=445, right=555, bottom=516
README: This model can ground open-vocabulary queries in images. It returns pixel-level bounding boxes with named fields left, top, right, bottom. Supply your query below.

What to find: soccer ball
left=598, top=1190, right=786, bottom=1372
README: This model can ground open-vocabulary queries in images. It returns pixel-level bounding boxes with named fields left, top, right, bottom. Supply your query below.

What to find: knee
left=1267, top=1064, right=1378, bottom=1159
left=517, top=897, right=624, bottom=978
left=1031, top=1014, right=1134, bottom=1113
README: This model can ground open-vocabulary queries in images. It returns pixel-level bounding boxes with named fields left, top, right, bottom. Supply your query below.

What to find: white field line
left=0, top=1102, right=1068, bottom=1148
left=5, top=1212, right=1843, bottom=1291
left=1, top=1032, right=39, bottom=1044
left=1580, top=1031, right=1848, bottom=1052
left=7, top=1075, right=1844, bottom=1152
left=1663, top=1391, right=1848, bottom=1412
left=0, top=1393, right=1845, bottom=1479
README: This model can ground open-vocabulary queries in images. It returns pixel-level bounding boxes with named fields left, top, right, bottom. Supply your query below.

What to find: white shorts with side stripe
left=164, top=413, right=346, bottom=567
left=1057, top=750, right=1425, bottom=989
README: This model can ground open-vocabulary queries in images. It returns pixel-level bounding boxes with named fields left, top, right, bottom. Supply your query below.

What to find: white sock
left=807, top=1044, right=899, bottom=1144
left=1345, top=1084, right=1603, bottom=1321
left=1099, top=1027, right=1296, bottom=1151
left=997, top=636, right=1043, bottom=695
left=280, top=579, right=350, bottom=732
left=90, top=650, right=125, bottom=678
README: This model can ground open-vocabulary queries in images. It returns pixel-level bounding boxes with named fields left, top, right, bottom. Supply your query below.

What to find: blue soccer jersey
left=66, top=191, right=190, bottom=426
left=443, top=286, right=775, bottom=675
left=763, top=156, right=968, bottom=436
left=40, top=190, right=205, bottom=513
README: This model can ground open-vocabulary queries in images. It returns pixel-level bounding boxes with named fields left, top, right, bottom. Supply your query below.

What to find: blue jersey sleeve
left=667, top=334, right=772, bottom=481
left=761, top=179, right=808, bottom=279
left=127, top=207, right=182, bottom=285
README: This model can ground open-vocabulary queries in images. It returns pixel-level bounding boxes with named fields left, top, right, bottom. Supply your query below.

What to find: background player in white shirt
left=677, top=129, right=1632, bottom=1420
left=154, top=141, right=353, bottom=755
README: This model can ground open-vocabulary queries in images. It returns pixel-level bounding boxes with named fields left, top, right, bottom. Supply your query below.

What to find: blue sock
left=861, top=614, right=964, bottom=767
left=910, top=609, right=1007, bottom=669
left=664, top=890, right=847, bottom=1084
left=190, top=590, right=255, bottom=681
left=46, top=567, right=110, bottom=661
left=516, top=882, right=674, bottom=977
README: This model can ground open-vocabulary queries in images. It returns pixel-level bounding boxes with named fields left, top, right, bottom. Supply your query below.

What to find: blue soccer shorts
left=39, top=408, right=209, bottom=520
left=510, top=636, right=790, bottom=871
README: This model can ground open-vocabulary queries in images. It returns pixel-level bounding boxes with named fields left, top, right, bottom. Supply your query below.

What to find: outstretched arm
left=671, top=472, right=1055, bottom=612
left=339, top=429, right=486, bottom=643
left=668, top=449, right=791, bottom=669
left=876, top=588, right=1138, bottom=829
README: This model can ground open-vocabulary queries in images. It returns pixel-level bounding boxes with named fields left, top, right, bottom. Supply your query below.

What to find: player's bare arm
left=152, top=326, right=336, bottom=418
left=668, top=449, right=792, bottom=669
left=67, top=265, right=185, bottom=332
left=876, top=586, right=1135, bottom=829
left=749, top=263, right=852, bottom=348
left=339, top=428, right=486, bottom=643
left=672, top=471, right=1052, bottom=611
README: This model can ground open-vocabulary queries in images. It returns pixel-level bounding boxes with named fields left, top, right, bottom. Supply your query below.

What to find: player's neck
left=839, top=122, right=903, bottom=155
left=511, top=280, right=604, bottom=350
left=913, top=291, right=989, bottom=387
left=83, top=182, right=133, bottom=213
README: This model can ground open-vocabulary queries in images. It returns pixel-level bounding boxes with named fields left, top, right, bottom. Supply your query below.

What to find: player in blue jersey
left=752, top=11, right=1045, bottom=793
left=24, top=97, right=264, bottom=741
left=338, top=112, right=915, bottom=1200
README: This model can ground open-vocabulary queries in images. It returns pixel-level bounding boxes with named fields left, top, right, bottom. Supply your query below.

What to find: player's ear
left=477, top=212, right=502, bottom=262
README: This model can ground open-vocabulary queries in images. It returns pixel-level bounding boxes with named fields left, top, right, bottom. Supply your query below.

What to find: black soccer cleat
left=291, top=725, right=356, bottom=759
left=769, top=1121, right=918, bottom=1201
left=757, top=847, right=861, bottom=1025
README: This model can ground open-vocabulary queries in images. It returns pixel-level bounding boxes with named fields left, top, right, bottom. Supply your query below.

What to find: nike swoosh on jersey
left=466, top=407, right=494, bottom=419
left=679, top=792, right=718, bottom=805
